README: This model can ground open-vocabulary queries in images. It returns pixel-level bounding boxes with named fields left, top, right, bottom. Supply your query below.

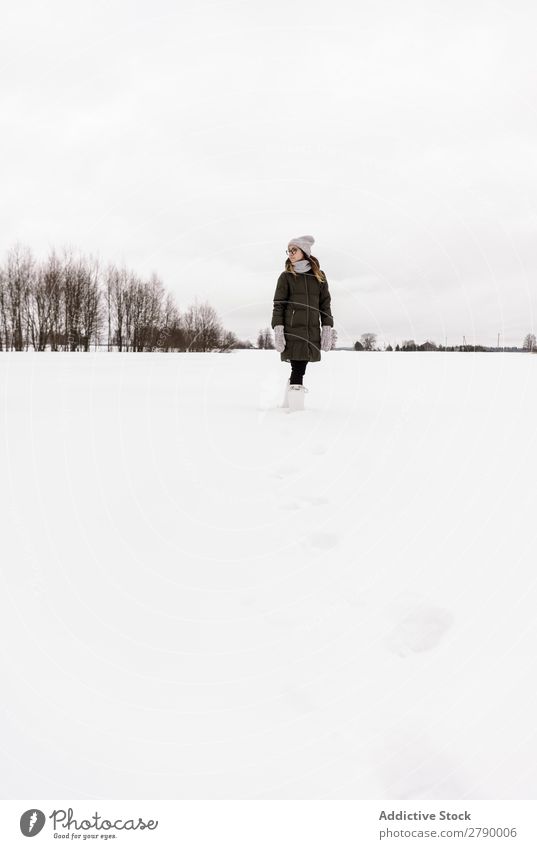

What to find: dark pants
left=290, top=360, right=308, bottom=385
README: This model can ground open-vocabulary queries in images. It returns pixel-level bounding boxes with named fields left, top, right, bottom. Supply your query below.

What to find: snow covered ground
left=1, top=349, right=536, bottom=800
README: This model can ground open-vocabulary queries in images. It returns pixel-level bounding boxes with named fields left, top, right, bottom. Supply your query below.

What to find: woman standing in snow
left=271, top=235, right=334, bottom=411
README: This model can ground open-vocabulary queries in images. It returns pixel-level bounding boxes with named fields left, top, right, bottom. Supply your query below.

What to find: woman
left=271, top=235, right=334, bottom=411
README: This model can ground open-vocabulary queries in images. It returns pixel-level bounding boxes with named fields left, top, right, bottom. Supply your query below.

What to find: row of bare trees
left=0, top=243, right=249, bottom=353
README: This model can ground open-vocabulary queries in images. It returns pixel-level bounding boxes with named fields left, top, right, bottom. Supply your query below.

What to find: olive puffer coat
left=271, top=270, right=334, bottom=363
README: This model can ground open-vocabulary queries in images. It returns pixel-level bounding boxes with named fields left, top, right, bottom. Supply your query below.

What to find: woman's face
left=287, top=245, right=304, bottom=263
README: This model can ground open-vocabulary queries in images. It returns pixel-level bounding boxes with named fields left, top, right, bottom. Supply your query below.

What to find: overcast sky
left=1, top=0, right=536, bottom=347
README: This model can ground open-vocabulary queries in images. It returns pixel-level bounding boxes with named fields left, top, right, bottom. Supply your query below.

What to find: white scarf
left=293, top=259, right=311, bottom=273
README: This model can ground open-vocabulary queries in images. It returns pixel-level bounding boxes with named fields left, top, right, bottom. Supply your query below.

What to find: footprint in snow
left=306, top=531, right=339, bottom=551
left=279, top=680, right=317, bottom=714
left=280, top=493, right=330, bottom=512
left=271, top=463, right=301, bottom=479
left=281, top=500, right=302, bottom=511
left=301, top=494, right=329, bottom=506
left=239, top=593, right=257, bottom=608
left=379, top=734, right=469, bottom=799
left=263, top=609, right=294, bottom=627
left=383, top=603, right=454, bottom=657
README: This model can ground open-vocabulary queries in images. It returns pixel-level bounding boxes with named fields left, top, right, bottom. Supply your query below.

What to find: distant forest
left=0, top=243, right=252, bottom=352
left=348, top=332, right=537, bottom=353
left=1, top=244, right=535, bottom=353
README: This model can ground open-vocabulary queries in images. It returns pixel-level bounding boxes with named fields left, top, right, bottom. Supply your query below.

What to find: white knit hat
left=288, top=234, right=315, bottom=257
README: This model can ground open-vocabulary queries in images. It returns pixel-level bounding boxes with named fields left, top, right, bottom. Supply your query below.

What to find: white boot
left=280, top=378, right=290, bottom=408
left=287, top=383, right=308, bottom=412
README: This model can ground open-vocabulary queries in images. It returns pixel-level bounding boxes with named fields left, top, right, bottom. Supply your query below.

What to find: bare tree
left=105, top=264, right=115, bottom=351
left=40, top=251, right=63, bottom=351
left=360, top=332, right=377, bottom=351
left=220, top=330, right=239, bottom=351
left=160, top=291, right=184, bottom=351
left=80, top=254, right=103, bottom=350
left=523, top=333, right=536, bottom=351
left=3, top=243, right=35, bottom=350
left=106, top=263, right=129, bottom=351
left=257, top=328, right=274, bottom=349
left=122, top=270, right=138, bottom=352
left=0, top=266, right=7, bottom=350
left=159, top=292, right=182, bottom=351
left=137, top=273, right=165, bottom=351
left=62, top=248, right=93, bottom=351
left=182, top=300, right=223, bottom=351
left=29, top=252, right=59, bottom=350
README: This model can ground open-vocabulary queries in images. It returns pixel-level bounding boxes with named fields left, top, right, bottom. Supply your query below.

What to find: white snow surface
left=1, top=350, right=536, bottom=800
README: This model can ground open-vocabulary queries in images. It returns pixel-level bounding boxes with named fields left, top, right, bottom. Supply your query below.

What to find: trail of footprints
left=264, top=445, right=458, bottom=798
left=269, top=444, right=455, bottom=657
left=272, top=596, right=457, bottom=774
left=264, top=430, right=458, bottom=796
left=382, top=600, right=455, bottom=657
left=271, top=444, right=339, bottom=553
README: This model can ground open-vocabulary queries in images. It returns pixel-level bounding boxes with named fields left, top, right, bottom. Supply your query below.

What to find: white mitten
left=274, top=325, right=286, bottom=353
left=321, top=325, right=333, bottom=352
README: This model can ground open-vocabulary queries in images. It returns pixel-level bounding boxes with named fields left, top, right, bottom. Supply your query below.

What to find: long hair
left=285, top=253, right=327, bottom=284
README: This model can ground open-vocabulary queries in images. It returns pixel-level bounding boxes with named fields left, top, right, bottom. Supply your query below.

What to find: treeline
left=0, top=243, right=253, bottom=352
left=354, top=333, right=537, bottom=352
